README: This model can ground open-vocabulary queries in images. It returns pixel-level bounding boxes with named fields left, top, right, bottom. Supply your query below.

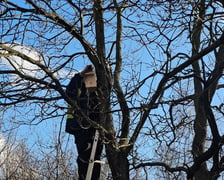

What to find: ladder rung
left=94, top=160, right=106, bottom=164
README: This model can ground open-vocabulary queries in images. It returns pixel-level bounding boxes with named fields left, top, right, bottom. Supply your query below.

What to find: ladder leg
left=85, top=130, right=99, bottom=180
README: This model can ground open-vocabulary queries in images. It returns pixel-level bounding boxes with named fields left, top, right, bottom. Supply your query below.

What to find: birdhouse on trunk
left=84, top=71, right=97, bottom=91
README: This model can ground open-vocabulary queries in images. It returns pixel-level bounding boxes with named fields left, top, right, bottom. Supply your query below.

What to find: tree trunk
left=106, top=145, right=129, bottom=180
left=190, top=0, right=209, bottom=179
left=93, top=1, right=130, bottom=179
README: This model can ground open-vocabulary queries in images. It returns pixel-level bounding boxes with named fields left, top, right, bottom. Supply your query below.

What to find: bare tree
left=1, top=0, right=224, bottom=179
left=0, top=134, right=40, bottom=179
left=0, top=128, right=81, bottom=180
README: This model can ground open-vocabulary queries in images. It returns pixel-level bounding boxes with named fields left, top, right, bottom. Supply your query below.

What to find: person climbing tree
left=65, top=65, right=103, bottom=180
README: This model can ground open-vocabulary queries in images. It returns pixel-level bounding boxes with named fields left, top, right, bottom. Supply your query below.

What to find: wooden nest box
left=84, top=71, right=97, bottom=91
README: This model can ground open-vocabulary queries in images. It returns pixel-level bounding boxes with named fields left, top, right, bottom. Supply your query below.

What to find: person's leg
left=74, top=127, right=96, bottom=179
left=77, top=155, right=88, bottom=180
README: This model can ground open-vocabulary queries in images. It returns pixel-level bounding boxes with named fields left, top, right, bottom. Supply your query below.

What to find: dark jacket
left=65, top=73, right=99, bottom=134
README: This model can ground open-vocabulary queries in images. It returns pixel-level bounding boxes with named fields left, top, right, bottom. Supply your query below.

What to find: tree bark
left=106, top=145, right=130, bottom=180
left=93, top=1, right=130, bottom=179
left=190, top=0, right=210, bottom=179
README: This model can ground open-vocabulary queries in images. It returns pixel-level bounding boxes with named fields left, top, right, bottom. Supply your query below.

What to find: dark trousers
left=70, top=118, right=103, bottom=180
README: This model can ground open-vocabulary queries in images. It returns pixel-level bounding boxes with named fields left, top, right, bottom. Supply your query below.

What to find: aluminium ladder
left=86, top=130, right=105, bottom=180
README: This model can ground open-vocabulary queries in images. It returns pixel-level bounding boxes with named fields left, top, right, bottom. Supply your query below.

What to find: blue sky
left=1, top=1, right=224, bottom=179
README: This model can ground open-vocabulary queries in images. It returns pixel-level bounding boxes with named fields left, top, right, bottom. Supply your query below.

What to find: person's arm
left=66, top=73, right=82, bottom=100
